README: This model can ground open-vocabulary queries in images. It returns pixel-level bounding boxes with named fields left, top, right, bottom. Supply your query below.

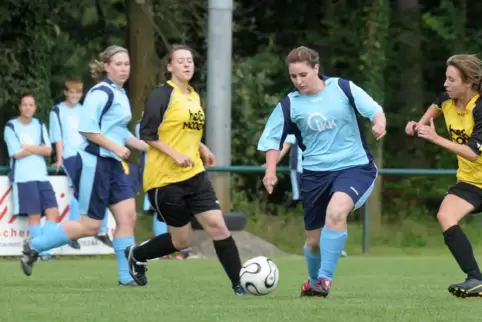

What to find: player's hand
left=52, top=160, right=62, bottom=173
left=405, top=121, right=419, bottom=136
left=417, top=118, right=439, bottom=143
left=263, top=171, right=278, bottom=194
left=114, top=145, right=131, bottom=160
left=372, top=123, right=386, bottom=140
left=172, top=152, right=195, bottom=168
left=200, top=146, right=216, bottom=167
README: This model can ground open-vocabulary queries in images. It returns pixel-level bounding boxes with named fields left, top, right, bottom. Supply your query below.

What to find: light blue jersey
left=4, top=118, right=50, bottom=183
left=258, top=76, right=382, bottom=172
left=49, top=103, right=83, bottom=159
left=284, top=134, right=303, bottom=173
left=79, top=78, right=133, bottom=160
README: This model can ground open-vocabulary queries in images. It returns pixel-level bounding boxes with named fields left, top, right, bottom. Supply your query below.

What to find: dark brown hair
left=286, top=46, right=321, bottom=69
left=167, top=44, right=195, bottom=64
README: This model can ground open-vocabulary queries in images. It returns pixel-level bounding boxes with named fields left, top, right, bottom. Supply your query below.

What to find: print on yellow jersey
left=139, top=80, right=206, bottom=191
left=434, top=93, right=482, bottom=188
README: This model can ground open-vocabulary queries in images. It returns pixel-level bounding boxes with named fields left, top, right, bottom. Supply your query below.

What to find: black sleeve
left=139, top=85, right=173, bottom=141
left=468, top=102, right=482, bottom=156
left=433, top=92, right=450, bottom=109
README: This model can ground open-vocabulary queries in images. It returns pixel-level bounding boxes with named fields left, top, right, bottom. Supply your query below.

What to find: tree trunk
left=126, top=0, right=157, bottom=129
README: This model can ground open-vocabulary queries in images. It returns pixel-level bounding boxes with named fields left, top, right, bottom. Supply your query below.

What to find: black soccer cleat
left=448, top=278, right=482, bottom=298
left=95, top=234, right=113, bottom=248
left=118, top=280, right=145, bottom=287
left=125, top=246, right=148, bottom=286
left=20, top=239, right=39, bottom=276
left=68, top=240, right=81, bottom=250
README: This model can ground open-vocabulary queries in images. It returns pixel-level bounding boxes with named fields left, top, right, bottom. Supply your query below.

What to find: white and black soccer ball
left=239, top=256, right=279, bottom=295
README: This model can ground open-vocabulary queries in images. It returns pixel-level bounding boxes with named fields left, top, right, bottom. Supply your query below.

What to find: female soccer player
left=125, top=44, right=247, bottom=295
left=49, top=80, right=112, bottom=250
left=4, top=94, right=60, bottom=261
left=406, top=54, right=482, bottom=298
left=21, top=45, right=147, bottom=286
left=258, top=46, right=386, bottom=298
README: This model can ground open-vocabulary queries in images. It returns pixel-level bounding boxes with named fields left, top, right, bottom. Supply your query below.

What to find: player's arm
left=349, top=81, right=386, bottom=139
left=140, top=87, right=193, bottom=167
left=123, top=126, right=148, bottom=151
left=22, top=124, right=52, bottom=157
left=79, top=90, right=125, bottom=153
left=418, top=105, right=482, bottom=162
left=3, top=124, right=31, bottom=159
left=257, top=103, right=287, bottom=174
left=49, top=109, right=64, bottom=162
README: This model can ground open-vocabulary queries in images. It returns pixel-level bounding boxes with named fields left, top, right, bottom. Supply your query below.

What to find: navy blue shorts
left=73, top=151, right=134, bottom=220
left=12, top=181, right=58, bottom=215
left=63, top=156, right=77, bottom=188
left=301, top=162, right=378, bottom=230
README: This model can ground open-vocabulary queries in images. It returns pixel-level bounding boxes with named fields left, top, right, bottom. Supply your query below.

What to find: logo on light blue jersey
left=307, top=112, right=337, bottom=132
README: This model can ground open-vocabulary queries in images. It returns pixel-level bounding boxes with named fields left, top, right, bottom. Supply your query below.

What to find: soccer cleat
left=341, top=250, right=348, bottom=257
left=68, top=240, right=81, bottom=250
left=20, top=239, right=39, bottom=276
left=125, top=246, right=148, bottom=286
left=233, top=285, right=251, bottom=296
left=95, top=234, right=113, bottom=248
left=448, top=278, right=482, bottom=298
left=300, top=280, right=325, bottom=297
left=311, top=277, right=332, bottom=298
left=40, top=254, right=57, bottom=261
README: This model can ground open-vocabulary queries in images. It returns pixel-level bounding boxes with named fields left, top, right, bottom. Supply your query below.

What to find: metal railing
left=0, top=165, right=457, bottom=254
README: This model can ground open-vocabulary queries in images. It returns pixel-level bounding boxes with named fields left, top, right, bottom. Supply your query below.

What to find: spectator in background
left=4, top=94, right=60, bottom=261
left=49, top=80, right=112, bottom=249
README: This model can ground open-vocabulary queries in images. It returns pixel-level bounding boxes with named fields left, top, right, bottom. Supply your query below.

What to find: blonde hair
left=447, top=54, right=482, bottom=93
left=286, top=46, right=320, bottom=69
left=89, top=45, right=129, bottom=82
left=64, top=80, right=83, bottom=92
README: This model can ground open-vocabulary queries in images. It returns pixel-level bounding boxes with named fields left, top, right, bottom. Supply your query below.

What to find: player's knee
left=306, top=238, right=320, bottom=253
left=326, top=207, right=348, bottom=227
left=79, top=219, right=102, bottom=236
left=196, top=210, right=230, bottom=240
left=437, top=211, right=456, bottom=230
left=172, top=234, right=191, bottom=250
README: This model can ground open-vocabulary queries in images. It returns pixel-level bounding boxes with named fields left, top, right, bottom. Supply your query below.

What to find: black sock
left=133, top=233, right=178, bottom=262
left=213, top=236, right=242, bottom=288
left=443, top=225, right=482, bottom=280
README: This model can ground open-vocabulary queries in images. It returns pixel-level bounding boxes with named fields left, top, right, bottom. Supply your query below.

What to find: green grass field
left=0, top=256, right=481, bottom=322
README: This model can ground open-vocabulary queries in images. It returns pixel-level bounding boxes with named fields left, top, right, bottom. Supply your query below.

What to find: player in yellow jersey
left=406, top=54, right=482, bottom=298
left=124, top=44, right=248, bottom=295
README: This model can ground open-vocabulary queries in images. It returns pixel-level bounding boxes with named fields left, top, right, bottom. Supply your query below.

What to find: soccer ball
left=239, top=256, right=279, bottom=295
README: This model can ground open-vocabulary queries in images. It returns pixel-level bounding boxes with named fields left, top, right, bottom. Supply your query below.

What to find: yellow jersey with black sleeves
left=434, top=92, right=482, bottom=188
left=139, top=80, right=205, bottom=191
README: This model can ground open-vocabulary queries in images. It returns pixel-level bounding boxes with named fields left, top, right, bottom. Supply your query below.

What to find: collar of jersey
left=103, top=77, right=126, bottom=93
left=291, top=74, right=330, bottom=97
left=167, top=80, right=194, bottom=94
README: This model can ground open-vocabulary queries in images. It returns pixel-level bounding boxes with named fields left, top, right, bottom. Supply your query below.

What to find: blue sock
left=113, top=236, right=135, bottom=284
left=31, top=225, right=72, bottom=253
left=318, top=227, right=348, bottom=281
left=98, top=210, right=109, bottom=234
left=39, top=221, right=58, bottom=256
left=153, top=216, right=167, bottom=237
left=29, top=224, right=45, bottom=256
left=303, top=244, right=321, bottom=285
left=69, top=197, right=81, bottom=221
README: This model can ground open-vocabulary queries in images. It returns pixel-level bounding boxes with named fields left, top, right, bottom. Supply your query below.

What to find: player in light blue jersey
left=49, top=80, right=112, bottom=250
left=4, top=94, right=60, bottom=261
left=258, top=46, right=386, bottom=298
left=21, top=45, right=148, bottom=287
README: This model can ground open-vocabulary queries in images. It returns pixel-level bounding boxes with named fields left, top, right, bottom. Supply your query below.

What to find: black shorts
left=448, top=182, right=482, bottom=213
left=147, top=171, right=221, bottom=227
